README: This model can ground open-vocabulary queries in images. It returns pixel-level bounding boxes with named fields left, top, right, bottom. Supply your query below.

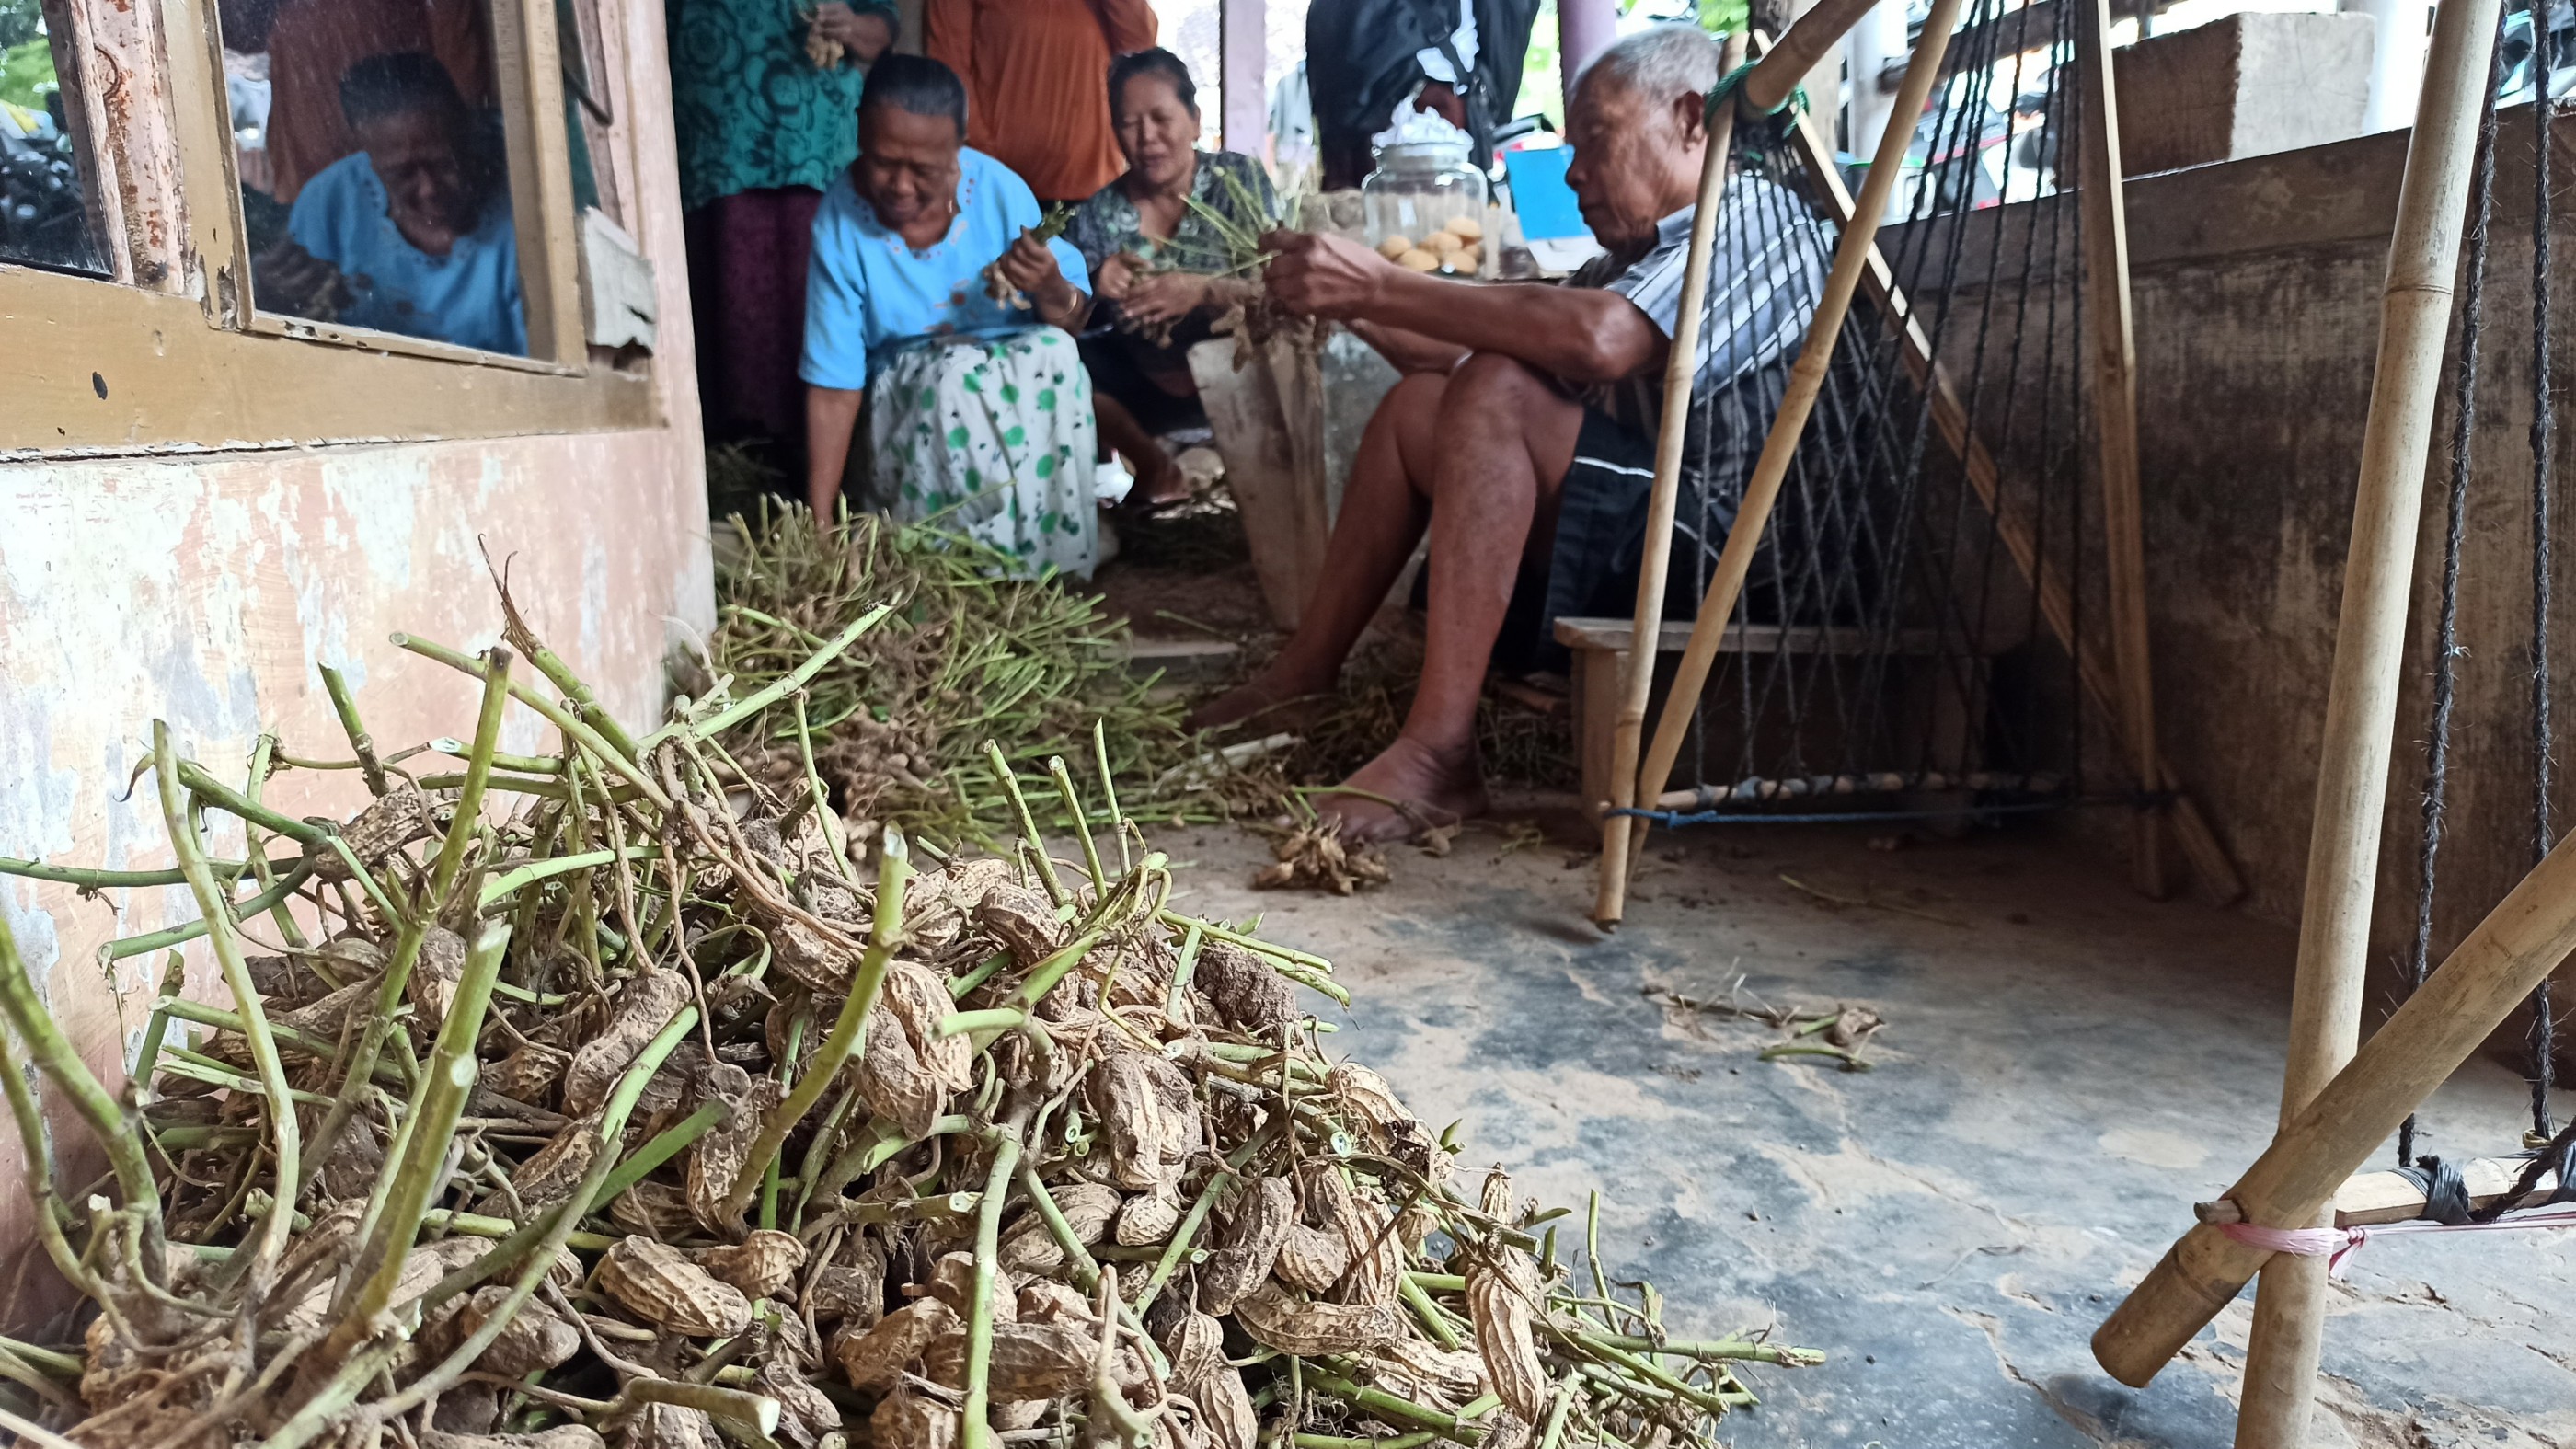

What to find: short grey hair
left=1574, top=24, right=1723, bottom=110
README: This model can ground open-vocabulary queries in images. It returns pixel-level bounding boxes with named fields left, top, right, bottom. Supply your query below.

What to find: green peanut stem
left=476, top=845, right=660, bottom=909
left=592, top=1098, right=731, bottom=1205
left=0, top=855, right=296, bottom=891
left=0, top=1024, right=114, bottom=1307
left=1579, top=1332, right=1824, bottom=1368
left=961, top=1123, right=1026, bottom=1449
left=1048, top=756, right=1107, bottom=891
left=319, top=662, right=392, bottom=795
left=323, top=920, right=510, bottom=1363
left=395, top=633, right=670, bottom=809
left=719, top=830, right=910, bottom=1222
left=101, top=866, right=312, bottom=961
left=174, top=760, right=328, bottom=845
left=987, top=740, right=1067, bottom=904
left=423, top=648, right=514, bottom=909
left=654, top=602, right=893, bottom=746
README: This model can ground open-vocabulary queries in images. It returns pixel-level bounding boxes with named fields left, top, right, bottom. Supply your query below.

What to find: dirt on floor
left=1136, top=799, right=2576, bottom=1449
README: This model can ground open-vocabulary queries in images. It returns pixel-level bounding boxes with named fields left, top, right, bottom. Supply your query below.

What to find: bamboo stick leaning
left=2071, top=0, right=2167, bottom=901
left=2091, top=822, right=2576, bottom=1386
left=1593, top=30, right=1749, bottom=923
left=1596, top=0, right=1966, bottom=927
left=1592, top=0, right=1892, bottom=924
left=2214, top=0, right=2503, bottom=1439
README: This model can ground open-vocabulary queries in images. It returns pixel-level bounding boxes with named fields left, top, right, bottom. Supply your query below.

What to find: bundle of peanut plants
left=0, top=602, right=1820, bottom=1449
left=707, top=501, right=1218, bottom=845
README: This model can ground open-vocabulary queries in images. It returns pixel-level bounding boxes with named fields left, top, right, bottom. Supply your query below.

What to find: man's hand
left=1121, top=270, right=1212, bottom=327
left=811, top=2, right=893, bottom=62
left=1262, top=230, right=1394, bottom=321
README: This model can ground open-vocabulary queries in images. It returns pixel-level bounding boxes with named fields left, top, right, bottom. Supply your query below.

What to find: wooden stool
left=1554, top=616, right=1989, bottom=831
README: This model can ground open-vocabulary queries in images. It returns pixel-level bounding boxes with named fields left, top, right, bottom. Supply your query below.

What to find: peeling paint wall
left=0, top=0, right=712, bottom=1326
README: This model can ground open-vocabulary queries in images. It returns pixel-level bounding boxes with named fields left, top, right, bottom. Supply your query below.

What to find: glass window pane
left=223, top=0, right=533, bottom=357
left=0, top=0, right=111, bottom=275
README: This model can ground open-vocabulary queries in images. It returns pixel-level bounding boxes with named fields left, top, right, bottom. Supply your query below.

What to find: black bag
left=1305, top=0, right=1542, bottom=186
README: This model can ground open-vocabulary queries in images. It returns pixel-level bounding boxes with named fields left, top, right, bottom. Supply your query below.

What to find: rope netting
left=1647, top=0, right=2096, bottom=825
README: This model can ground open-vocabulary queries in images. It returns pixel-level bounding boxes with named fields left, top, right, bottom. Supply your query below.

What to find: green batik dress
left=868, top=328, right=1098, bottom=579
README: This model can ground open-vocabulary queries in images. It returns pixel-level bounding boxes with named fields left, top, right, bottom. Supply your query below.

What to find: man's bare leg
left=1188, top=372, right=1451, bottom=730
left=1320, top=355, right=1585, bottom=842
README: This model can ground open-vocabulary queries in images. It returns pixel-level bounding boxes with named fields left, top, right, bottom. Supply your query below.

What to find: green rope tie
left=1706, top=59, right=1806, bottom=123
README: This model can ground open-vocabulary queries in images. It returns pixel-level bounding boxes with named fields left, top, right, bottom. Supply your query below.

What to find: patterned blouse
left=1064, top=150, right=1280, bottom=281
left=667, top=0, right=899, bottom=212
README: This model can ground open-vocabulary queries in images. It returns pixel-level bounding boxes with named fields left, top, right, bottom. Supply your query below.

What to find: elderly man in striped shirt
left=1190, top=23, right=1830, bottom=845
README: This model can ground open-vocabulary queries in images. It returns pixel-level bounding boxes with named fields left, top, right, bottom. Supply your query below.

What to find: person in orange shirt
left=924, top=0, right=1157, bottom=205
left=262, top=0, right=490, bottom=203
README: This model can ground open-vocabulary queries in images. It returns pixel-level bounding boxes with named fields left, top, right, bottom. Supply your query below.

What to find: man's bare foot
left=1311, top=736, right=1489, bottom=845
left=1187, top=671, right=1336, bottom=733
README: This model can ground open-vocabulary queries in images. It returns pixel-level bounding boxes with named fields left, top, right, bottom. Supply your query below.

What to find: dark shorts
left=1482, top=406, right=1757, bottom=674
left=1078, top=314, right=1216, bottom=438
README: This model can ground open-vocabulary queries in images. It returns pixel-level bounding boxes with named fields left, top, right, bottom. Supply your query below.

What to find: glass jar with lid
left=1363, top=141, right=1489, bottom=279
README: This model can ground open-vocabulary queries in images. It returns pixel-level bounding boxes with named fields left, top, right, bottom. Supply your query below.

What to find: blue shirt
left=288, top=152, right=527, bottom=357
left=799, top=147, right=1090, bottom=392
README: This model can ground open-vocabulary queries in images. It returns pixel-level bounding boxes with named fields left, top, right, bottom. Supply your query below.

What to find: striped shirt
left=1570, top=174, right=1833, bottom=436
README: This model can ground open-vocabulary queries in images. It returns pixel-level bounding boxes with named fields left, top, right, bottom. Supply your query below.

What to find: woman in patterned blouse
left=1066, top=49, right=1280, bottom=508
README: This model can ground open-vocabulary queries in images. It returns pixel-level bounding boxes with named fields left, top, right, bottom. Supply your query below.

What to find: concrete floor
left=1154, top=807, right=2576, bottom=1449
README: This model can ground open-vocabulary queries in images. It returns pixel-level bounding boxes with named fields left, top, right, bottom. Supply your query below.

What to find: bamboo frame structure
left=1593, top=0, right=1886, bottom=926
left=1594, top=33, right=1746, bottom=928
left=2073, top=0, right=2167, bottom=900
left=2091, top=820, right=2576, bottom=1386
left=1593, top=0, right=1965, bottom=926
left=1766, top=86, right=2247, bottom=906
left=2226, top=0, right=2504, bottom=1437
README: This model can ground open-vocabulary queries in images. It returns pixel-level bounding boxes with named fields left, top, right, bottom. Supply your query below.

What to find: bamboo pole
left=1743, top=0, right=1884, bottom=113
left=1592, top=32, right=1745, bottom=918
left=2072, top=0, right=2166, bottom=900
left=1770, top=98, right=2246, bottom=905
left=2226, top=0, right=2500, bottom=1436
left=2092, top=820, right=2576, bottom=1386
left=1596, top=0, right=1964, bottom=926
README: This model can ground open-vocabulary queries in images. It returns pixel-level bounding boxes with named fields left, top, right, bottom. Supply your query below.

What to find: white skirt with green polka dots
left=867, top=328, right=1098, bottom=580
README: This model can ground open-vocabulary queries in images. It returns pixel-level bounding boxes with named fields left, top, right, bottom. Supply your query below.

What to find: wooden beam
left=2074, top=0, right=2167, bottom=900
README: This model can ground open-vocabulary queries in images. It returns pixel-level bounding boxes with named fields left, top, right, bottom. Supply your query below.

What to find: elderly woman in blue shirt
left=279, top=51, right=523, bottom=355
left=803, top=55, right=1098, bottom=578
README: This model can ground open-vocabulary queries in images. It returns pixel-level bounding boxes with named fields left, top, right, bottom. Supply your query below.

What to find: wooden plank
left=1777, top=96, right=2247, bottom=904
left=0, top=264, right=656, bottom=450
left=1554, top=617, right=1954, bottom=656
left=2075, top=0, right=2168, bottom=900
left=493, top=0, right=587, bottom=363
